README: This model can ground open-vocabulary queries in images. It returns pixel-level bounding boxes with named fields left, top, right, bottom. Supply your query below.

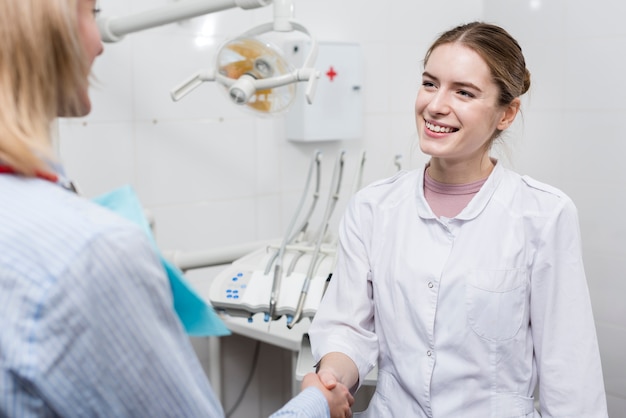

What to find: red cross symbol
left=326, top=66, right=337, bottom=81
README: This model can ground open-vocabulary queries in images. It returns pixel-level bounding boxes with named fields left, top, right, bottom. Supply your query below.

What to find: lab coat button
left=427, top=282, right=434, bottom=288
left=427, top=350, right=432, bottom=357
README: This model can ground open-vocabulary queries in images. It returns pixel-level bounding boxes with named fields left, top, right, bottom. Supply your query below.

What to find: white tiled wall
left=59, top=0, right=625, bottom=416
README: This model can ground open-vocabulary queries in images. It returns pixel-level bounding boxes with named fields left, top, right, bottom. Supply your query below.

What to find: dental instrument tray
left=208, top=241, right=335, bottom=321
left=208, top=149, right=355, bottom=326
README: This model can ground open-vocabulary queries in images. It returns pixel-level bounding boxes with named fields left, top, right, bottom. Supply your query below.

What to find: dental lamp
left=97, top=0, right=319, bottom=114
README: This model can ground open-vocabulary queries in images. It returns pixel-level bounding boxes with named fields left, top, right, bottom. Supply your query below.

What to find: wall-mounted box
left=285, top=41, right=363, bottom=142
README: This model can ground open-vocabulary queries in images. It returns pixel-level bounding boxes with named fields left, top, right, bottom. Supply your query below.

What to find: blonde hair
left=0, top=0, right=88, bottom=175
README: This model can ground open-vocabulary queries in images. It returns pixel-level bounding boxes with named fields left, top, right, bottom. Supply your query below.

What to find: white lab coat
left=309, top=162, right=608, bottom=417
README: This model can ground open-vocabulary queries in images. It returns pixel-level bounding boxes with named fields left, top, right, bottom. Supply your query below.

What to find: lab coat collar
left=415, top=159, right=504, bottom=221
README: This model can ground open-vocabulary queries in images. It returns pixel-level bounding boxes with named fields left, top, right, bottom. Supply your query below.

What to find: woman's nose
left=426, top=90, right=450, bottom=115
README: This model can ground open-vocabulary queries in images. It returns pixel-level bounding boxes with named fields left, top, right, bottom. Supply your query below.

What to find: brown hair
left=0, top=0, right=88, bottom=175
left=424, top=22, right=531, bottom=107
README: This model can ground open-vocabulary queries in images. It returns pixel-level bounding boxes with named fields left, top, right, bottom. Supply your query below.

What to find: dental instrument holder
left=266, top=152, right=321, bottom=269
left=208, top=241, right=335, bottom=320
left=209, top=150, right=350, bottom=326
left=267, top=151, right=322, bottom=323
left=288, top=150, right=346, bottom=329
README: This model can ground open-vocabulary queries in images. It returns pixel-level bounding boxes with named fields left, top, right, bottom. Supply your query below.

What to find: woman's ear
left=497, top=98, right=521, bottom=131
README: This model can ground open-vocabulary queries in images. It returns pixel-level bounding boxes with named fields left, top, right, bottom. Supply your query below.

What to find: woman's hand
left=301, top=372, right=354, bottom=418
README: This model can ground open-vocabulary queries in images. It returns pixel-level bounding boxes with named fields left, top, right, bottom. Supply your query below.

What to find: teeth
left=426, top=121, right=456, bottom=133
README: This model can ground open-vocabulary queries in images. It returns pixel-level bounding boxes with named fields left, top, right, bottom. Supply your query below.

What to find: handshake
left=301, top=369, right=356, bottom=418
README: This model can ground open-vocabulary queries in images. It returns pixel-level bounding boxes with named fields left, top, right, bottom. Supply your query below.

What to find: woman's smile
left=424, top=119, right=459, bottom=134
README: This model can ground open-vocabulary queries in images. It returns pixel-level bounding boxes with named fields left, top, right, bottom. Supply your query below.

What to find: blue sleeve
left=30, top=225, right=225, bottom=417
left=269, top=387, right=330, bottom=418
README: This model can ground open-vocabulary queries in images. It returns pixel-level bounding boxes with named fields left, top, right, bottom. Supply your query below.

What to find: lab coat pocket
left=466, top=269, right=527, bottom=341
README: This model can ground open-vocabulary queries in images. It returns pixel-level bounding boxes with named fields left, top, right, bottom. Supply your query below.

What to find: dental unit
left=207, top=150, right=367, bottom=328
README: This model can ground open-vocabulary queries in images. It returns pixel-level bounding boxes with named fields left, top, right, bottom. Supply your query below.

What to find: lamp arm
left=251, top=68, right=316, bottom=89
left=98, top=0, right=272, bottom=42
left=272, top=0, right=293, bottom=31
left=170, top=70, right=216, bottom=102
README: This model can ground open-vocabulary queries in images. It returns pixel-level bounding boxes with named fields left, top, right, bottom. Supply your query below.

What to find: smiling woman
left=416, top=23, right=528, bottom=184
left=306, top=21, right=609, bottom=417
left=416, top=42, right=519, bottom=182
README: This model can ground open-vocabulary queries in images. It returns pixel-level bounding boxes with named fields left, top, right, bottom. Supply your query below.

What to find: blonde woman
left=0, top=1, right=352, bottom=416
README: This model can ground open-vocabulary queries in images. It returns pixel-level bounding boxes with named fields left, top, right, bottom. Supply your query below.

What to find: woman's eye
left=92, top=0, right=101, bottom=17
left=422, top=81, right=436, bottom=89
left=458, top=90, right=475, bottom=98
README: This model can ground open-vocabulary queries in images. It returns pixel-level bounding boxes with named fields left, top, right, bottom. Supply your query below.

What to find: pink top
left=424, top=169, right=488, bottom=218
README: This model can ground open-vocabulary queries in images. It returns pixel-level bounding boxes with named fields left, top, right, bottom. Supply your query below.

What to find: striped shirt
left=0, top=173, right=329, bottom=418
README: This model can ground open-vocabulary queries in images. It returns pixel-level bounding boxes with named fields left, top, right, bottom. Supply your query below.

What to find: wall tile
left=390, top=113, right=427, bottom=174
left=134, top=119, right=257, bottom=207
left=361, top=42, right=391, bottom=114
left=484, top=0, right=567, bottom=42
left=606, top=393, right=626, bottom=418
left=564, top=37, right=626, bottom=110
left=559, top=111, right=626, bottom=184
left=293, top=0, right=391, bottom=42
left=569, top=183, right=626, bottom=259
left=518, top=38, right=567, bottom=110
left=58, top=121, right=136, bottom=197
left=389, top=1, right=483, bottom=43
left=255, top=117, right=284, bottom=195
left=151, top=198, right=257, bottom=252
left=585, top=251, right=626, bottom=328
left=596, top=324, right=626, bottom=399
left=506, top=109, right=566, bottom=187
left=389, top=40, right=427, bottom=114
left=360, top=114, right=396, bottom=186
left=565, top=0, right=626, bottom=38
left=255, top=194, right=285, bottom=240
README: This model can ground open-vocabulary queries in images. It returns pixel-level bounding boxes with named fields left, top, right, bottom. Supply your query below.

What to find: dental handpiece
left=265, top=150, right=322, bottom=323
left=268, top=263, right=282, bottom=320
left=288, top=151, right=345, bottom=329
left=288, top=290, right=308, bottom=329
